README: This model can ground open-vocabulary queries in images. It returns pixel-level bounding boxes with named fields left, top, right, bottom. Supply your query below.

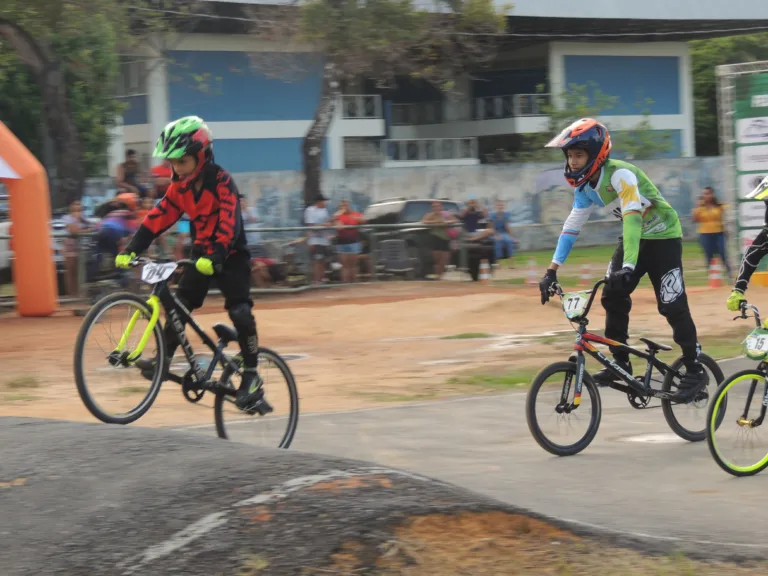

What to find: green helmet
left=153, top=115, right=213, bottom=162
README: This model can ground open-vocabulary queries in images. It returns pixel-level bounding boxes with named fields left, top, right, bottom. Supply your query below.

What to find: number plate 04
left=141, top=262, right=178, bottom=284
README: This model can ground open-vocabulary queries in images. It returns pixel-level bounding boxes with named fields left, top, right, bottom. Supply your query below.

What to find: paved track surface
left=179, top=357, right=768, bottom=561
left=4, top=357, right=768, bottom=575
left=0, top=417, right=552, bottom=576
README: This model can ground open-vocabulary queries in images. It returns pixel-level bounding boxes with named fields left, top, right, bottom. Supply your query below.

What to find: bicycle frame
left=556, top=278, right=684, bottom=407
left=113, top=259, right=241, bottom=386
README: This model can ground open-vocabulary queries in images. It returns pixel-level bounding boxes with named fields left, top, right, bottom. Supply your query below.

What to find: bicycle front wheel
left=74, top=291, right=167, bottom=425
left=706, top=369, right=768, bottom=477
left=214, top=347, right=299, bottom=448
left=526, top=361, right=602, bottom=456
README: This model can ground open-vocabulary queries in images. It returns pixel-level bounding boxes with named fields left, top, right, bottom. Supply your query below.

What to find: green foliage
left=517, top=83, right=674, bottom=163
left=0, top=0, right=129, bottom=176
left=297, top=0, right=508, bottom=88
left=689, top=34, right=768, bottom=156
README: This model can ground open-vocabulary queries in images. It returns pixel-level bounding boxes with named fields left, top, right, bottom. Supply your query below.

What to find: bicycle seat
left=639, top=337, right=672, bottom=352
left=212, top=323, right=238, bottom=344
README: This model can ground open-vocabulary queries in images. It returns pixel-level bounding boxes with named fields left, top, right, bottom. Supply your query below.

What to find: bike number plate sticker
left=562, top=290, right=590, bottom=319
left=745, top=327, right=768, bottom=360
left=141, top=262, right=178, bottom=284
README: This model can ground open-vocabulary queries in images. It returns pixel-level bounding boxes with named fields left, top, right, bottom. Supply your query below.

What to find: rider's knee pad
left=228, top=302, right=255, bottom=330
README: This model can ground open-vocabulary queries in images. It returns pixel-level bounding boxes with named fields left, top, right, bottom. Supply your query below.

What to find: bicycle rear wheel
left=706, top=370, right=768, bottom=477
left=661, top=353, right=724, bottom=442
left=214, top=347, right=299, bottom=448
left=74, top=291, right=166, bottom=424
left=526, top=361, right=602, bottom=456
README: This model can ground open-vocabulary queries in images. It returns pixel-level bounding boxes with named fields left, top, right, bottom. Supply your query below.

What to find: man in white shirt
left=303, top=193, right=332, bottom=283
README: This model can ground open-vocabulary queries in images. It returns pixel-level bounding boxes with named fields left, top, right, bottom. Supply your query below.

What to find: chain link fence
left=0, top=222, right=500, bottom=310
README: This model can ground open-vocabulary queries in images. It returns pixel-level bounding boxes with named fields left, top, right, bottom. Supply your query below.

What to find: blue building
left=110, top=0, right=768, bottom=173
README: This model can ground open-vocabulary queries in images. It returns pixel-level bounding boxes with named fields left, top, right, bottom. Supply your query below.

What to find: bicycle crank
left=181, top=371, right=206, bottom=403
left=627, top=391, right=653, bottom=409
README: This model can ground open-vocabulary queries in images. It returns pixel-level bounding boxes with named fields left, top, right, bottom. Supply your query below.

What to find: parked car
left=361, top=197, right=462, bottom=278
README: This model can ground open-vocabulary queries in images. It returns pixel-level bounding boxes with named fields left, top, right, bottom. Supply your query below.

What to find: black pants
left=601, top=237, right=699, bottom=365
left=166, top=250, right=259, bottom=368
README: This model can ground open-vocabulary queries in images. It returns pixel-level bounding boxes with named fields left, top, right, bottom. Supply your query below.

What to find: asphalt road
left=178, top=356, right=768, bottom=561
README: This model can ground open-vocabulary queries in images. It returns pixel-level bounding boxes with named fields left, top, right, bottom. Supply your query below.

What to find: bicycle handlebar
left=129, top=256, right=197, bottom=269
left=736, top=300, right=762, bottom=328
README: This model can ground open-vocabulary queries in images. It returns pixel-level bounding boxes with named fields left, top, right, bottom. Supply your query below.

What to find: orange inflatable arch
left=0, top=121, right=57, bottom=317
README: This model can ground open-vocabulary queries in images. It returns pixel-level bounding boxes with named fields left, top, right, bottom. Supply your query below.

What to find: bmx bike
left=706, top=300, right=768, bottom=476
left=525, top=278, right=724, bottom=456
left=73, top=256, right=299, bottom=448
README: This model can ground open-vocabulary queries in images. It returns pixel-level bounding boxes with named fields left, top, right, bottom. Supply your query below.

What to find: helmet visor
left=544, top=126, right=575, bottom=148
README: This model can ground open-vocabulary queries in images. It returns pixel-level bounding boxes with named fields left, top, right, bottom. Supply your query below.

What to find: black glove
left=539, top=268, right=558, bottom=305
left=607, top=266, right=634, bottom=289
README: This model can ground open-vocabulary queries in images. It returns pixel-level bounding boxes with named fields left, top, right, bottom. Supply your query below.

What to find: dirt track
left=0, top=281, right=757, bottom=427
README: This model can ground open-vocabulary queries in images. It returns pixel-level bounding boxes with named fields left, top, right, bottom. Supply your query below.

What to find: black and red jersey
left=125, top=162, right=247, bottom=262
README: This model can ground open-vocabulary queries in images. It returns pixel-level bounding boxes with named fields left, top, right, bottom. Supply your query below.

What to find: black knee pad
left=228, top=302, right=256, bottom=331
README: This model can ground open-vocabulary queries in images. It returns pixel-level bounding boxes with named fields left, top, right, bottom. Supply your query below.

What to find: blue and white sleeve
left=552, top=190, right=595, bottom=266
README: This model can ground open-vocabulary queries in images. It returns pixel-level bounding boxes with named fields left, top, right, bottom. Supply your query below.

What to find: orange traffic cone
left=708, top=258, right=722, bottom=288
left=580, top=263, right=591, bottom=287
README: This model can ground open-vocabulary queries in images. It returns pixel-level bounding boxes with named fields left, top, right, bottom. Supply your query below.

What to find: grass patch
left=118, top=386, right=148, bottom=396
left=4, top=375, right=41, bottom=389
left=441, top=332, right=493, bottom=340
left=4, top=394, right=40, bottom=402
left=354, top=391, right=437, bottom=403
left=448, top=367, right=542, bottom=390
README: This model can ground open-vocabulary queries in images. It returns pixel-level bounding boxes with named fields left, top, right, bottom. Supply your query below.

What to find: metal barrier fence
left=0, top=222, right=492, bottom=309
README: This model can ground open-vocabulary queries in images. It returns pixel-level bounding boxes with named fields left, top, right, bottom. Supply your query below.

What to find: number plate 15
left=745, top=328, right=768, bottom=360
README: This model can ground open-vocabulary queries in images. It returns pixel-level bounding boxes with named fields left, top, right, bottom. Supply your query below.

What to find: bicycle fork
left=558, top=351, right=586, bottom=413
left=111, top=295, right=162, bottom=364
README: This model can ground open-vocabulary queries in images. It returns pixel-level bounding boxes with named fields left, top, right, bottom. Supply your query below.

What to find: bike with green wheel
left=73, top=256, right=299, bottom=448
left=526, top=278, right=724, bottom=456
left=706, top=300, right=768, bottom=476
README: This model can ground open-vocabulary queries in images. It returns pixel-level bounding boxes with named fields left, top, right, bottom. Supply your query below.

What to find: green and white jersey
left=552, top=159, right=682, bottom=269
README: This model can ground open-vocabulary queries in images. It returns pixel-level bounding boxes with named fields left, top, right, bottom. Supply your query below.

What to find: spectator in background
left=333, top=198, right=365, bottom=283
left=62, top=199, right=93, bottom=296
left=490, top=200, right=518, bottom=264
left=251, top=257, right=286, bottom=288
left=459, top=196, right=486, bottom=233
left=116, top=149, right=149, bottom=198
left=422, top=200, right=457, bottom=279
left=692, top=186, right=732, bottom=279
left=88, top=193, right=139, bottom=285
left=304, top=193, right=332, bottom=284
left=461, top=198, right=496, bottom=281
left=150, top=159, right=173, bottom=199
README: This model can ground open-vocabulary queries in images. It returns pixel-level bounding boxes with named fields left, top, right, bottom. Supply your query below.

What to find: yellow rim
left=709, top=372, right=768, bottom=473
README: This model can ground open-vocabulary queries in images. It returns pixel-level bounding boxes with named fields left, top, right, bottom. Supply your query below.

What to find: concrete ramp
left=0, top=417, right=569, bottom=576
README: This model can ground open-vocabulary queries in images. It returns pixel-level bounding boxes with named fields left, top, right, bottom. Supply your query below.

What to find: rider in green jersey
left=538, top=118, right=706, bottom=400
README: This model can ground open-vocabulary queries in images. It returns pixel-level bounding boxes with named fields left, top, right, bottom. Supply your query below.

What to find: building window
left=116, top=58, right=147, bottom=97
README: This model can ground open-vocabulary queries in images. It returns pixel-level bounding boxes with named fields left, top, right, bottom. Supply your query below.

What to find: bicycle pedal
left=244, top=398, right=273, bottom=416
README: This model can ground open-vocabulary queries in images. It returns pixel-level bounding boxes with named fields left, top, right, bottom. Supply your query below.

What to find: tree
left=689, top=34, right=768, bottom=156
left=516, top=82, right=675, bottom=163
left=244, top=0, right=509, bottom=205
left=0, top=0, right=205, bottom=208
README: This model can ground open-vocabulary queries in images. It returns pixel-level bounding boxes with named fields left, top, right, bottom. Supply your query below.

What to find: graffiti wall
left=231, top=156, right=725, bottom=246
left=80, top=157, right=726, bottom=250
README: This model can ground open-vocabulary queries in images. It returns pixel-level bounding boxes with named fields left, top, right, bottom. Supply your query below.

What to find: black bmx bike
left=525, top=278, right=724, bottom=456
left=73, top=256, right=299, bottom=448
